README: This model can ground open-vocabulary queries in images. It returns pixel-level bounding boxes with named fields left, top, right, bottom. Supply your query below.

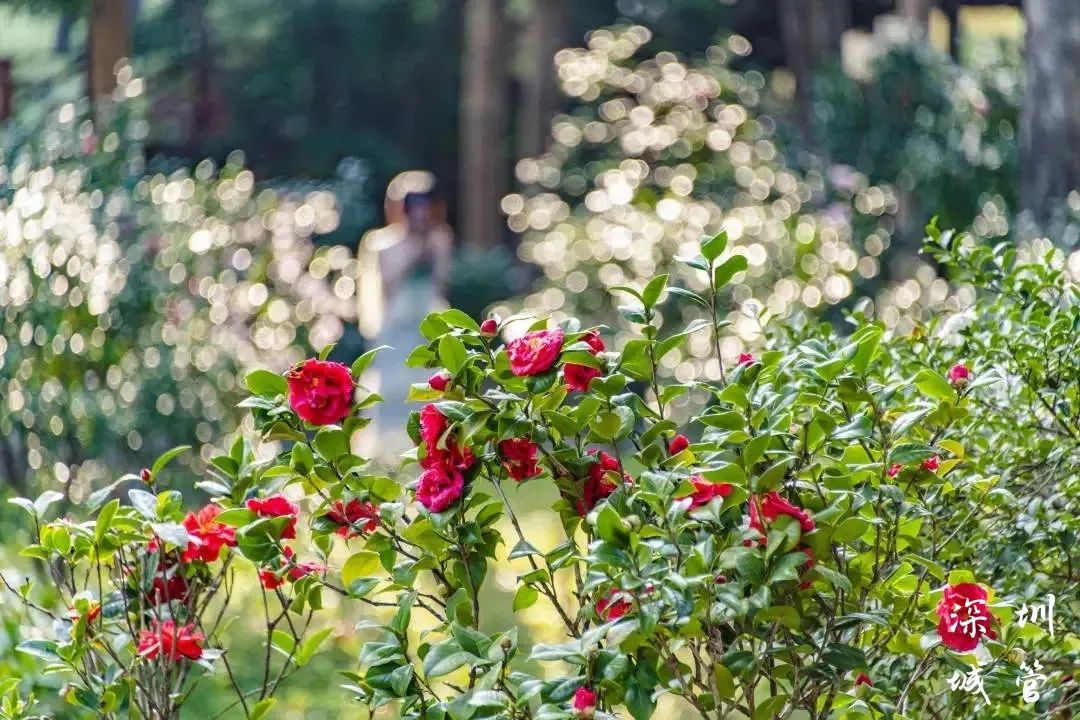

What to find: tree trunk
left=519, top=0, right=567, bottom=159
left=778, top=0, right=850, bottom=124
left=459, top=0, right=508, bottom=248
left=88, top=0, right=131, bottom=120
left=1021, top=0, right=1080, bottom=225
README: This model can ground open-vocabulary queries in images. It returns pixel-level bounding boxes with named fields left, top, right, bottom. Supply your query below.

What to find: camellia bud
left=572, top=686, right=597, bottom=719
left=480, top=317, right=499, bottom=338
left=667, top=433, right=689, bottom=455
left=428, top=370, right=452, bottom=392
left=737, top=352, right=755, bottom=367
left=948, top=362, right=972, bottom=387
left=140, top=468, right=152, bottom=484
left=500, top=637, right=513, bottom=652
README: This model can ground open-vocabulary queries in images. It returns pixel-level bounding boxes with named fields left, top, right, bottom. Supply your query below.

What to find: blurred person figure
left=358, top=171, right=453, bottom=454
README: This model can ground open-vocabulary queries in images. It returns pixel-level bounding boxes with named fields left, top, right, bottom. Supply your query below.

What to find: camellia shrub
left=3, top=231, right=1077, bottom=719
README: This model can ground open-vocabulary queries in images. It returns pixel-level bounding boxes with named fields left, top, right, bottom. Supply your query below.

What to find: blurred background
left=1, top=0, right=1078, bottom=717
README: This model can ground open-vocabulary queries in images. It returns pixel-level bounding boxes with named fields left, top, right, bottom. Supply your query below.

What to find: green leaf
left=513, top=585, right=539, bottom=612
left=438, top=334, right=468, bottom=374
left=95, top=499, right=119, bottom=544
left=834, top=517, right=870, bottom=544
left=296, top=627, right=334, bottom=667
left=423, top=640, right=469, bottom=678
left=245, top=369, right=288, bottom=397
left=914, top=368, right=954, bottom=402
left=33, top=490, right=64, bottom=517
left=440, top=308, right=481, bottom=332
left=713, top=254, right=748, bottom=288
left=151, top=445, right=191, bottom=477
left=889, top=443, right=936, bottom=465
left=314, top=427, right=349, bottom=461
left=250, top=698, right=276, bottom=720
left=822, top=644, right=867, bottom=671
left=351, top=345, right=390, bottom=377
left=712, top=662, right=735, bottom=699
left=666, top=286, right=710, bottom=308
left=16, top=640, right=59, bottom=661
left=641, top=273, right=669, bottom=309
left=342, top=551, right=382, bottom=590
left=128, top=489, right=158, bottom=521
left=701, top=230, right=728, bottom=262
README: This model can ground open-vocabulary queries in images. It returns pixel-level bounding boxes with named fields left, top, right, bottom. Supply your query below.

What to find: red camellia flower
left=259, top=547, right=325, bottom=590
left=668, top=434, right=690, bottom=455
left=419, top=404, right=475, bottom=471
left=69, top=603, right=102, bottom=626
left=416, top=464, right=465, bottom=513
left=948, top=363, right=972, bottom=386
left=596, top=589, right=631, bottom=621
left=798, top=546, right=816, bottom=590
left=921, top=456, right=941, bottom=472
left=507, top=328, right=565, bottom=376
left=286, top=358, right=354, bottom=426
left=750, top=491, right=816, bottom=534
left=246, top=494, right=300, bottom=540
left=573, top=686, right=597, bottom=717
left=181, top=504, right=237, bottom=563
left=737, top=352, right=755, bottom=366
left=564, top=330, right=605, bottom=392
left=325, top=499, right=380, bottom=537
left=577, top=450, right=625, bottom=515
left=499, top=438, right=542, bottom=481
left=137, top=620, right=205, bottom=662
left=428, top=369, right=452, bottom=391
left=480, top=318, right=499, bottom=337
left=855, top=672, right=873, bottom=687
left=887, top=463, right=903, bottom=478
left=936, top=582, right=997, bottom=651
left=678, top=476, right=732, bottom=510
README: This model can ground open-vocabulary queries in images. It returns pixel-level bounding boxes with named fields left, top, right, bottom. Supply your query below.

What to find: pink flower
left=573, top=686, right=597, bottom=717
left=677, top=476, right=732, bottom=510
left=287, top=359, right=354, bottom=425
left=921, top=456, right=940, bottom=472
left=750, top=491, right=815, bottom=534
left=577, top=450, right=625, bottom=515
left=855, top=672, right=873, bottom=687
left=737, top=352, right=755, bottom=367
left=259, top=546, right=324, bottom=590
left=936, top=582, right=997, bottom=651
left=416, top=464, right=465, bottom=513
left=246, top=494, right=300, bottom=539
left=137, top=620, right=204, bottom=662
left=428, top=369, right=452, bottom=391
left=480, top=318, right=499, bottom=337
left=181, top=505, right=237, bottom=563
left=596, top=589, right=631, bottom=621
left=887, top=463, right=903, bottom=478
left=499, top=438, right=542, bottom=481
left=324, top=499, right=379, bottom=538
left=419, top=404, right=475, bottom=472
left=948, top=363, right=972, bottom=386
left=507, top=328, right=565, bottom=376
left=668, top=434, right=689, bottom=455
left=564, top=330, right=605, bottom=392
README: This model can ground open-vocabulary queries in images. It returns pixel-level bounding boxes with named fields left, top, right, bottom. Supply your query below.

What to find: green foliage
left=2, top=228, right=1077, bottom=719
